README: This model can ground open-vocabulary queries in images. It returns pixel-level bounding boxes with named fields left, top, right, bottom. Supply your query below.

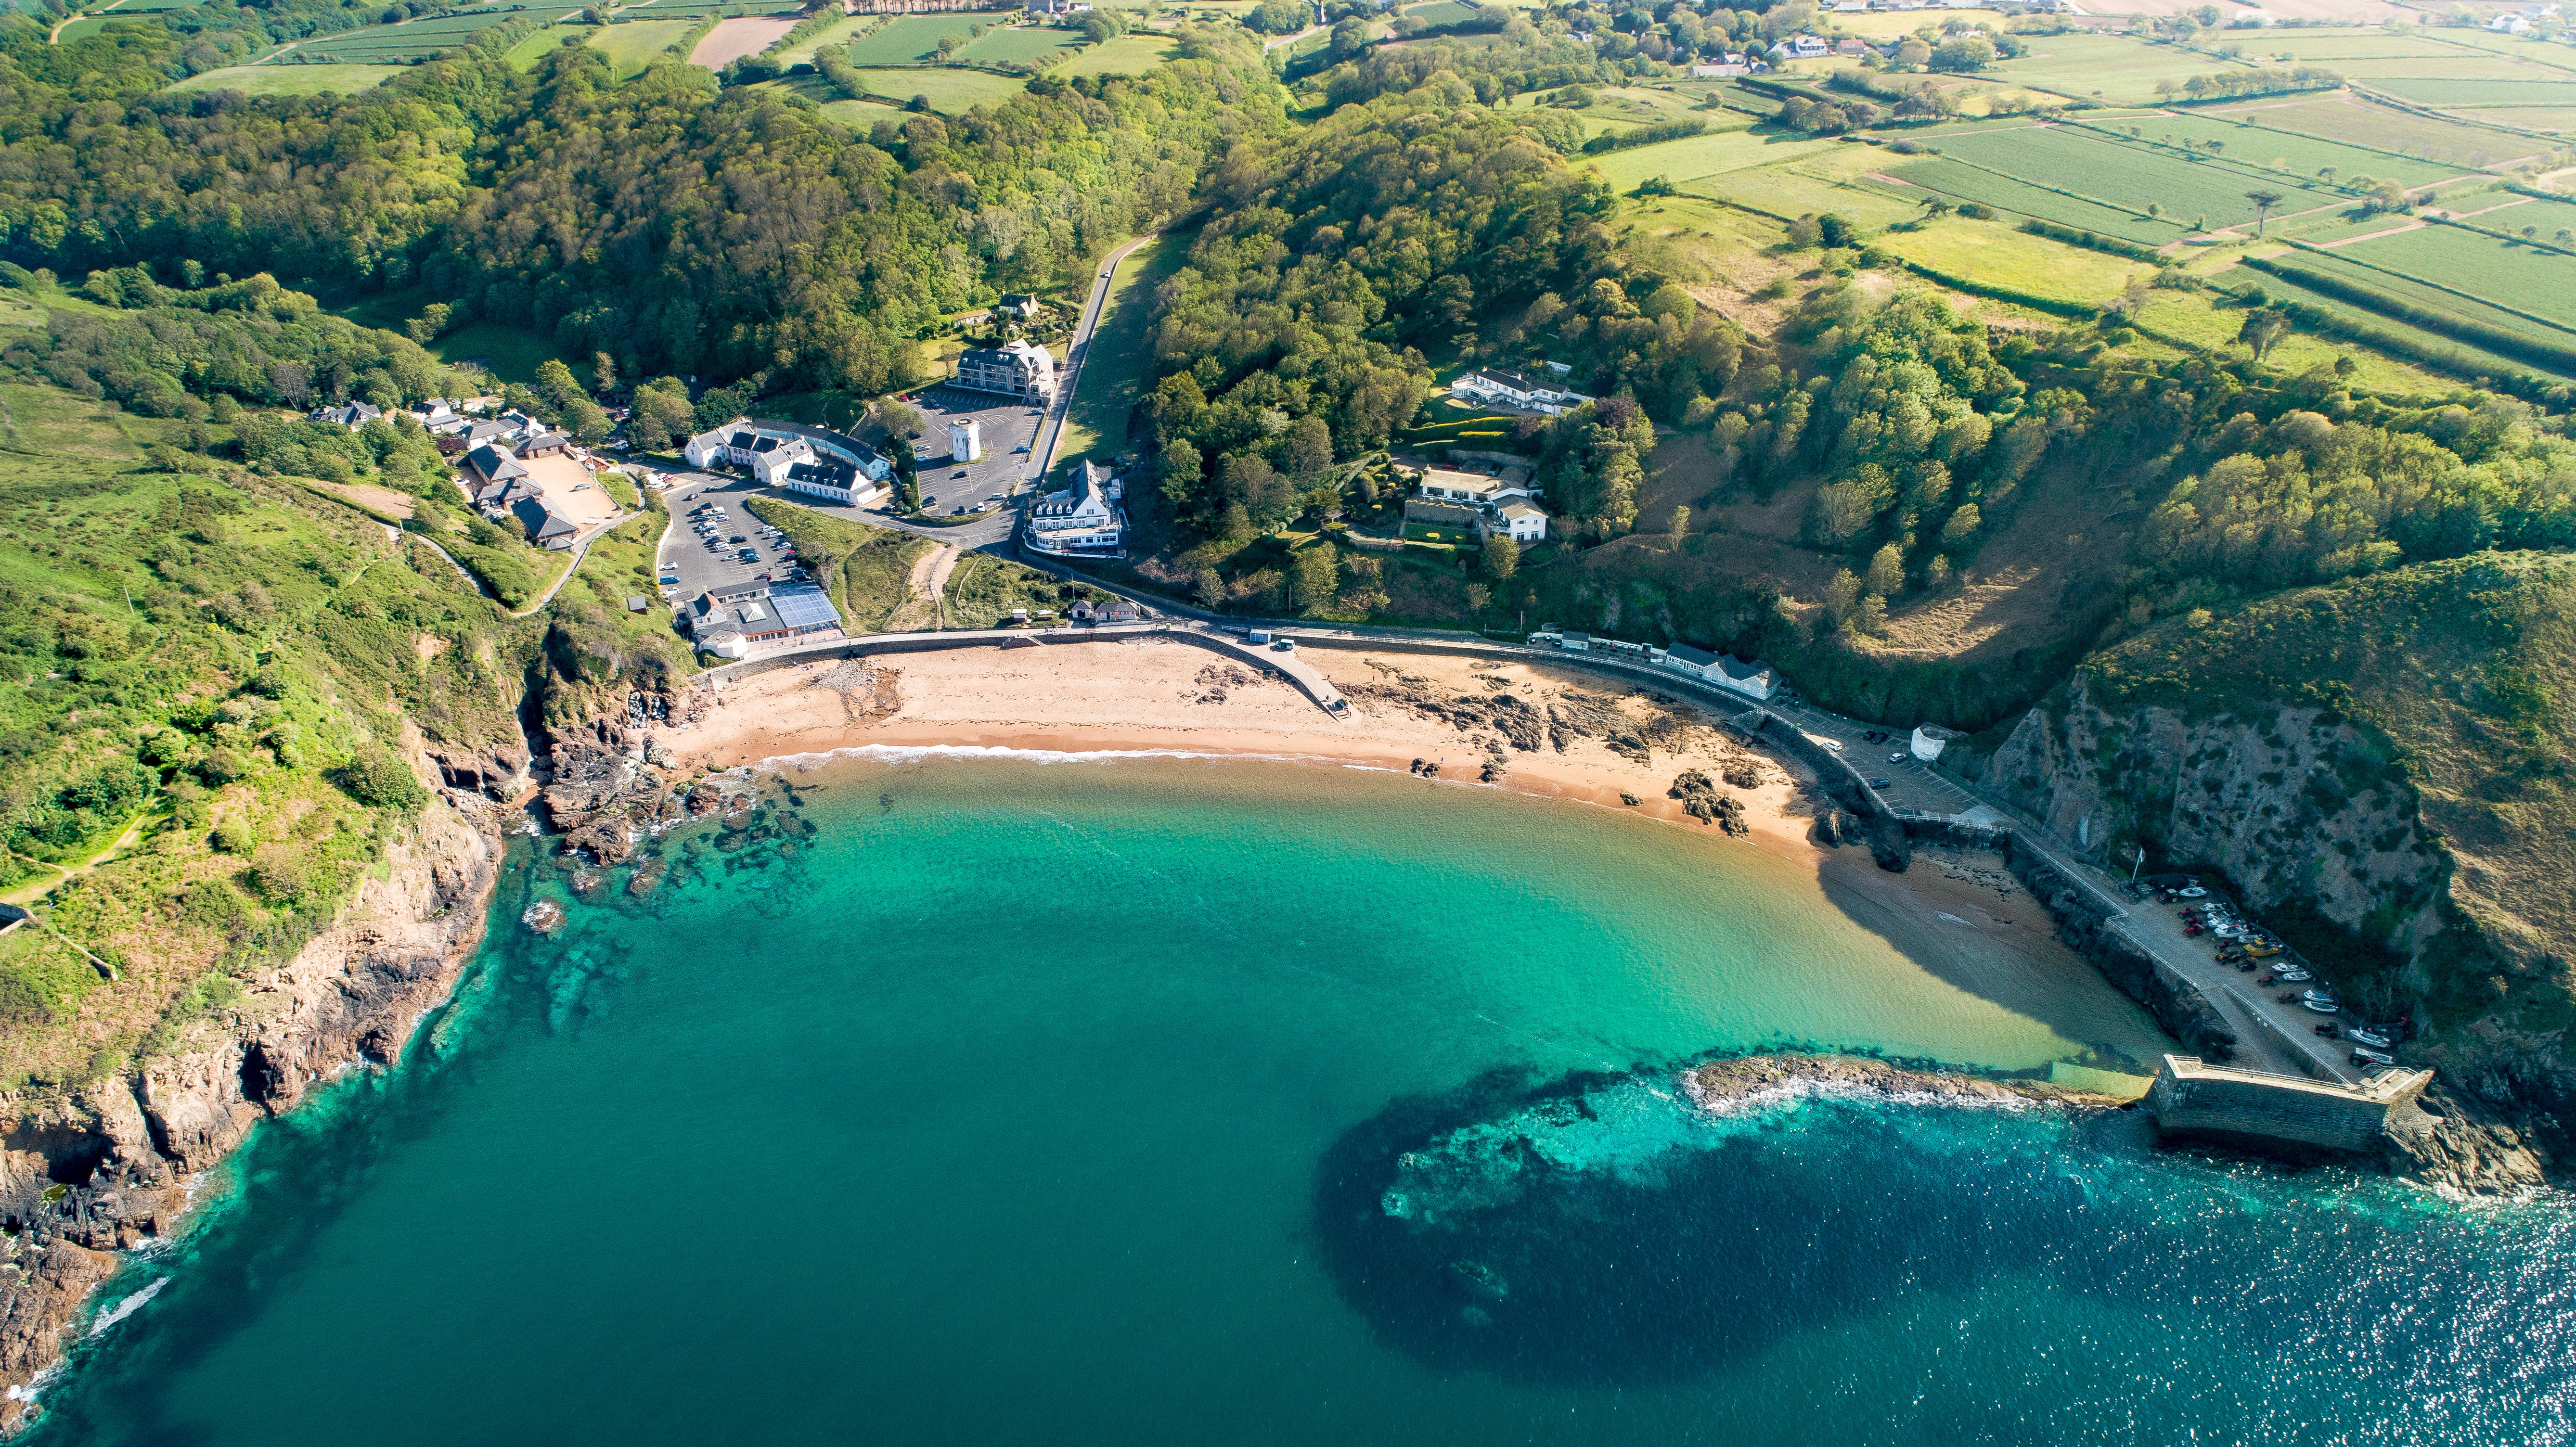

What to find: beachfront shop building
left=1659, top=643, right=1777, bottom=701
left=683, top=582, right=844, bottom=659
left=683, top=418, right=894, bottom=500
left=1022, top=460, right=1127, bottom=558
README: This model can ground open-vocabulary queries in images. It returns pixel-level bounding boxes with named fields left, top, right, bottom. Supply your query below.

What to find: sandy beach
left=655, top=638, right=1827, bottom=848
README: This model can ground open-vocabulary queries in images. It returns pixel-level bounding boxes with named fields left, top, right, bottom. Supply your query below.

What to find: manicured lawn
left=1059, top=32, right=1176, bottom=76
left=841, top=65, right=1029, bottom=112
left=427, top=321, right=574, bottom=387
left=1874, top=216, right=2150, bottom=305
left=165, top=63, right=404, bottom=95
left=841, top=14, right=969, bottom=65
left=1055, top=232, right=1184, bottom=467
left=955, top=24, right=1083, bottom=67
left=587, top=18, right=698, bottom=77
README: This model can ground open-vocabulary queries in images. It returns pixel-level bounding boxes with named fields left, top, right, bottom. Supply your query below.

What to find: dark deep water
left=26, top=756, right=2576, bottom=1446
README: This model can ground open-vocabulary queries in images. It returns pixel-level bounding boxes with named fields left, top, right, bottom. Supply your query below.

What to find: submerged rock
left=521, top=899, right=566, bottom=935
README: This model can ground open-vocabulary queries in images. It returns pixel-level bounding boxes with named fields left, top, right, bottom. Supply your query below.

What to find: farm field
left=1404, top=0, right=1481, bottom=26
left=2215, top=264, right=2576, bottom=384
left=2132, top=288, right=2458, bottom=397
left=1058, top=32, right=1178, bottom=77
left=274, top=4, right=555, bottom=64
left=2328, top=54, right=2574, bottom=81
left=1926, top=124, right=2352, bottom=232
left=1882, top=154, right=2184, bottom=245
left=165, top=62, right=402, bottom=94
left=618, top=0, right=797, bottom=15
left=816, top=94, right=910, bottom=128
left=2257, top=246, right=2576, bottom=350
left=2331, top=222, right=2576, bottom=329
left=2081, top=114, right=2465, bottom=189
left=1872, top=215, right=2151, bottom=306
left=840, top=14, right=966, bottom=65
left=687, top=14, right=796, bottom=69
left=1975, top=32, right=2251, bottom=105
left=1694, top=156, right=1922, bottom=229
left=1581, top=128, right=1838, bottom=192
left=2456, top=107, right=2576, bottom=134
left=1817, top=6, right=2009, bottom=35
left=2229, top=27, right=2462, bottom=62
left=842, top=65, right=1028, bottom=112
left=503, top=24, right=582, bottom=68
left=954, top=24, right=1083, bottom=67
left=768, top=13, right=872, bottom=66
left=2369, top=78, right=2576, bottom=108
left=586, top=18, right=696, bottom=76
left=2202, top=95, right=2547, bottom=169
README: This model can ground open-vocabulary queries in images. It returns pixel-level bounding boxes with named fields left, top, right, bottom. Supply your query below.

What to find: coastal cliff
left=0, top=798, right=502, bottom=1428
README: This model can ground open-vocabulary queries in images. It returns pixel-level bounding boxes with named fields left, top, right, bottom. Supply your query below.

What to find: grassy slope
left=1053, top=232, right=1184, bottom=466
left=0, top=377, right=524, bottom=1095
left=2086, top=551, right=2576, bottom=1060
left=739, top=497, right=930, bottom=633
left=165, top=64, right=403, bottom=95
left=587, top=19, right=700, bottom=76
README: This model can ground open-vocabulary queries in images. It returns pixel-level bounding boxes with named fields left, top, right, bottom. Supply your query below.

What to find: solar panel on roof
left=768, top=585, right=841, bottom=631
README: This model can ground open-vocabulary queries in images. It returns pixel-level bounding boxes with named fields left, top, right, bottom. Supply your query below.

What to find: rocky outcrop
left=2383, top=1083, right=2552, bottom=1197
left=0, top=799, right=502, bottom=1430
left=1976, top=675, right=2444, bottom=957
left=1682, top=1052, right=2126, bottom=1112
left=538, top=716, right=697, bottom=866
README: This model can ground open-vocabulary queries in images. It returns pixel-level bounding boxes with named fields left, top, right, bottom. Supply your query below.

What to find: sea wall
left=0, top=796, right=503, bottom=1429
left=2004, top=846, right=2239, bottom=1062
left=2146, top=1054, right=2431, bottom=1153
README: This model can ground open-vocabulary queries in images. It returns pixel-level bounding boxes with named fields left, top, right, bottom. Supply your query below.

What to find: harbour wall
left=2146, top=1054, right=2433, bottom=1153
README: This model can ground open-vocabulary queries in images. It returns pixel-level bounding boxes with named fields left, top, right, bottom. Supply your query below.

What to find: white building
left=1659, top=644, right=1777, bottom=701
left=779, top=456, right=890, bottom=508
left=954, top=339, right=1057, bottom=403
left=1690, top=55, right=1751, bottom=76
left=951, top=417, right=982, bottom=463
left=682, top=418, right=894, bottom=492
left=1022, top=460, right=1126, bottom=557
left=1417, top=464, right=1550, bottom=542
left=1448, top=368, right=1591, bottom=416
left=1487, top=498, right=1549, bottom=543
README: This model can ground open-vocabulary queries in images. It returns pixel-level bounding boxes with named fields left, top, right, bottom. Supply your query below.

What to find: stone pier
left=2145, top=1054, right=2435, bottom=1153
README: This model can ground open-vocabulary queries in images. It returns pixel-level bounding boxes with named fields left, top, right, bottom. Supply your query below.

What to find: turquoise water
left=31, top=757, right=2576, bottom=1444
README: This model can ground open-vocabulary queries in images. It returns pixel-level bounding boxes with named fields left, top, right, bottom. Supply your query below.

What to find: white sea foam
left=1680, top=1072, right=2036, bottom=1121
left=754, top=743, right=1359, bottom=771
left=85, top=1277, right=167, bottom=1338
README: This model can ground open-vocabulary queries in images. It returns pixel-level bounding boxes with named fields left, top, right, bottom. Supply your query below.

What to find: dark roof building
left=464, top=443, right=526, bottom=486
left=511, top=496, right=578, bottom=550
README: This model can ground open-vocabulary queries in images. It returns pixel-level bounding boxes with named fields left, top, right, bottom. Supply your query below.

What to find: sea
left=29, top=755, right=2576, bottom=1445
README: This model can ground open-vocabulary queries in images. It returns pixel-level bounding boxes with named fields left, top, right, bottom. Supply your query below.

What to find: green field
left=2332, top=222, right=2576, bottom=329
left=273, top=4, right=552, bottom=64
left=1975, top=32, right=2251, bottom=106
left=767, top=13, right=872, bottom=65
left=2202, top=94, right=2545, bottom=169
left=1404, top=0, right=1481, bottom=26
left=841, top=14, right=972, bottom=65
left=2371, top=78, right=2576, bottom=108
left=618, top=0, right=798, bottom=15
left=1581, top=128, right=1839, bottom=193
left=587, top=17, right=697, bottom=76
left=2216, top=264, right=2576, bottom=383
left=503, top=24, right=584, bottom=69
left=2457, top=107, right=2576, bottom=134
left=1059, top=32, right=1176, bottom=77
left=2259, top=245, right=2576, bottom=350
left=1925, top=125, right=2352, bottom=234
left=1885, top=154, right=2182, bottom=244
left=1875, top=214, right=2150, bottom=305
left=1696, top=158, right=1921, bottom=229
left=955, top=24, right=1083, bottom=67
left=166, top=63, right=404, bottom=95
left=2133, top=288, right=2457, bottom=397
left=1054, top=232, right=1185, bottom=469
left=2085, top=115, right=2464, bottom=190
left=841, top=65, right=1029, bottom=112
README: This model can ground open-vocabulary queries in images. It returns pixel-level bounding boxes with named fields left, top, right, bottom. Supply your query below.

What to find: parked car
left=1890, top=752, right=1906, bottom=763
left=1271, top=640, right=1296, bottom=653
left=1868, top=778, right=1892, bottom=789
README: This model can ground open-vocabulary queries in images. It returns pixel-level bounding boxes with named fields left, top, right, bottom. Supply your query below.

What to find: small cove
left=26, top=756, right=2572, bottom=1446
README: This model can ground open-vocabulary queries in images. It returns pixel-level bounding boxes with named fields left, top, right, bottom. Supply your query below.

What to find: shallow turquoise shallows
left=33, top=757, right=2576, bottom=1445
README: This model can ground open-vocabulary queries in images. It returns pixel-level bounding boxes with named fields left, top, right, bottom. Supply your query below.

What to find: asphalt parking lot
left=657, top=475, right=803, bottom=602
left=897, top=384, right=1046, bottom=515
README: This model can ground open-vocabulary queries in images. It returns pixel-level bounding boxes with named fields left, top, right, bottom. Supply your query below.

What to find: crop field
left=2260, top=246, right=2576, bottom=349
left=274, top=5, right=553, bottom=64
left=587, top=18, right=696, bottom=75
left=1581, top=128, right=1838, bottom=193
left=503, top=24, right=581, bottom=68
left=1818, top=7, right=2007, bottom=36
left=767, top=13, right=871, bottom=66
left=1925, top=125, right=2359, bottom=233
left=840, top=14, right=968, bottom=65
left=2216, top=265, right=2576, bottom=384
left=2231, top=27, right=2460, bottom=62
left=1975, top=33, right=2250, bottom=106
left=1058, top=32, right=1177, bottom=77
left=1695, top=159, right=1920, bottom=229
left=842, top=65, right=1029, bottom=112
left=620, top=0, right=798, bottom=15
left=1404, top=0, right=1482, bottom=27
left=2085, top=115, right=2464, bottom=189
left=2202, top=95, right=2545, bottom=168
left=1884, top=154, right=2181, bottom=244
left=955, top=25, right=1083, bottom=67
left=2332, top=222, right=2576, bottom=328
left=2132, top=288, right=2458, bottom=396
left=2457, top=106, right=2576, bottom=133
left=1873, top=216, right=2150, bottom=305
left=2327, top=54, right=2568, bottom=81
left=2469, top=189, right=2576, bottom=238
left=2370, top=78, right=2576, bottom=108
left=166, top=62, right=403, bottom=93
